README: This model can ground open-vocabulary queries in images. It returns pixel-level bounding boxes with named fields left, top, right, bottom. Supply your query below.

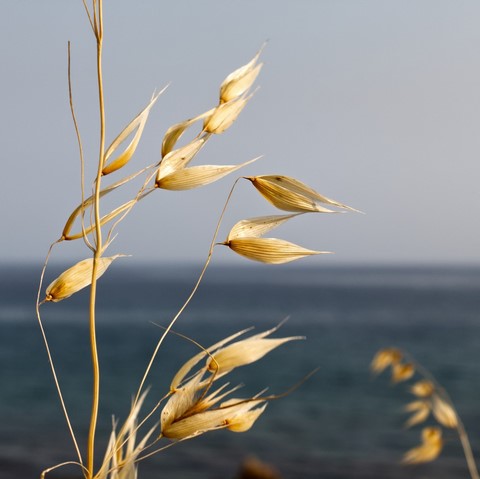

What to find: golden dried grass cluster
left=370, top=348, right=471, bottom=469
left=36, top=8, right=358, bottom=477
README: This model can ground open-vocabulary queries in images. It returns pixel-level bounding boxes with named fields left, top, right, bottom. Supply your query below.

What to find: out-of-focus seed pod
left=432, top=395, right=458, bottom=428
left=391, top=362, right=415, bottom=383
left=410, top=380, right=435, bottom=398
left=404, top=400, right=431, bottom=428
left=370, top=348, right=403, bottom=375
left=45, top=255, right=123, bottom=302
left=402, top=427, right=443, bottom=464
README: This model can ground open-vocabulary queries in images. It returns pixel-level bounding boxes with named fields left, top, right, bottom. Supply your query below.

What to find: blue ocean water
left=1, top=264, right=479, bottom=478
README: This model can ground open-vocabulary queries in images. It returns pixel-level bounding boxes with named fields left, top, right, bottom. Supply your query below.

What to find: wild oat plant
left=35, top=2, right=356, bottom=478
left=371, top=348, right=479, bottom=479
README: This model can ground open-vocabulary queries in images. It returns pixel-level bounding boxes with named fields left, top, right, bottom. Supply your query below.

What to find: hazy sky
left=2, top=1, right=480, bottom=267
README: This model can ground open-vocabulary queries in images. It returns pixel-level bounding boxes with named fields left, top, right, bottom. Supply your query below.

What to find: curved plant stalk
left=133, top=178, right=243, bottom=405
left=36, top=242, right=83, bottom=466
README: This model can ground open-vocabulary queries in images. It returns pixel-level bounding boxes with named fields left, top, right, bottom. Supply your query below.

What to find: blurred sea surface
left=1, top=264, right=479, bottom=478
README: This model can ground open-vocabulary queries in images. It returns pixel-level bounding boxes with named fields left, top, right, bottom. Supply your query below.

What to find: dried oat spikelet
left=204, top=95, right=251, bottom=134
left=432, top=394, right=458, bottom=428
left=404, top=400, right=431, bottom=428
left=161, top=110, right=214, bottom=157
left=402, top=427, right=443, bottom=464
left=206, top=335, right=304, bottom=376
left=102, top=91, right=163, bottom=175
left=224, top=214, right=331, bottom=264
left=162, top=398, right=267, bottom=440
left=391, top=362, right=415, bottom=383
left=410, top=380, right=435, bottom=398
left=246, top=175, right=359, bottom=213
left=45, top=255, right=123, bottom=302
left=156, top=138, right=205, bottom=182
left=156, top=157, right=259, bottom=191
left=160, top=323, right=299, bottom=440
left=219, top=48, right=263, bottom=103
left=370, top=348, right=403, bottom=375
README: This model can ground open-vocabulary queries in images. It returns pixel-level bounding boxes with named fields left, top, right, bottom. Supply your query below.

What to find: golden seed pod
left=404, top=400, right=431, bottom=428
left=431, top=395, right=458, bottom=428
left=162, top=109, right=214, bottom=157
left=45, top=255, right=123, bottom=302
left=226, top=237, right=330, bottom=264
left=223, top=402, right=267, bottom=433
left=162, top=400, right=266, bottom=440
left=402, top=427, right=443, bottom=465
left=156, top=157, right=258, bottom=191
left=203, top=97, right=248, bottom=134
left=220, top=48, right=263, bottom=103
left=410, top=380, right=435, bottom=398
left=102, top=91, right=162, bottom=175
left=206, top=336, right=304, bottom=375
left=246, top=175, right=360, bottom=213
left=391, top=362, right=415, bottom=383
left=161, top=374, right=203, bottom=432
left=156, top=138, right=205, bottom=182
left=370, top=348, right=403, bottom=375
left=227, top=214, right=299, bottom=242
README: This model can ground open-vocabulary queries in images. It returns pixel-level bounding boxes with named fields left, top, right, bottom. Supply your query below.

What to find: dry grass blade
left=226, top=237, right=331, bottom=264
left=45, top=255, right=123, bottom=302
left=102, top=91, right=163, bottom=175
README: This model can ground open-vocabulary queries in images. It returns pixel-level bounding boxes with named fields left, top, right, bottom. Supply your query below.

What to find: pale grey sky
left=2, top=1, right=480, bottom=266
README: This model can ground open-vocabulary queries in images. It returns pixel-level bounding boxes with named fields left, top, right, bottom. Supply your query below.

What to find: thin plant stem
left=36, top=242, right=83, bottom=466
left=67, top=41, right=94, bottom=253
left=87, top=0, right=105, bottom=475
left=134, top=178, right=242, bottom=405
